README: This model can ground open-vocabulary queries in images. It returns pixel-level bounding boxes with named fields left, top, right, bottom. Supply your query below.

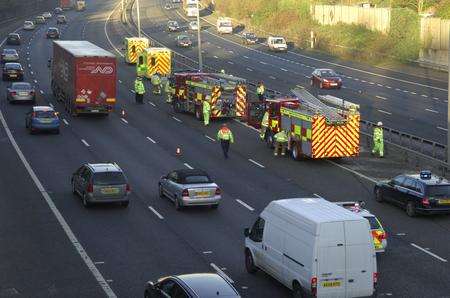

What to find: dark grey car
left=7, top=82, right=35, bottom=103
left=145, top=273, right=241, bottom=298
left=1, top=49, right=19, bottom=63
left=71, top=163, right=130, bottom=208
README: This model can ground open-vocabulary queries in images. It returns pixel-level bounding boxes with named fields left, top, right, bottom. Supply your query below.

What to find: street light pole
left=196, top=1, right=203, bottom=72
left=136, top=0, right=141, bottom=37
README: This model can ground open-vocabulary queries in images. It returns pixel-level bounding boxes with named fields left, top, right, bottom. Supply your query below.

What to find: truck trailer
left=51, top=41, right=117, bottom=116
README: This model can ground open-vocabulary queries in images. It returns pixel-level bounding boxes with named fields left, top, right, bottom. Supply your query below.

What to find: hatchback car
left=43, top=12, right=52, bottom=19
left=176, top=34, right=192, bottom=47
left=189, top=21, right=199, bottom=31
left=159, top=169, right=221, bottom=210
left=311, top=68, right=342, bottom=89
left=25, top=106, right=60, bottom=134
left=335, top=201, right=387, bottom=253
left=56, top=15, right=67, bottom=24
left=72, top=163, right=130, bottom=208
left=375, top=170, right=450, bottom=216
left=167, top=20, right=180, bottom=32
left=6, top=82, right=35, bottom=103
left=46, top=27, right=60, bottom=39
left=6, top=33, right=21, bottom=45
left=23, top=21, right=36, bottom=30
left=2, top=63, right=24, bottom=81
left=242, top=32, right=258, bottom=45
left=54, top=7, right=63, bottom=14
left=145, top=273, right=240, bottom=298
left=1, top=49, right=19, bottom=63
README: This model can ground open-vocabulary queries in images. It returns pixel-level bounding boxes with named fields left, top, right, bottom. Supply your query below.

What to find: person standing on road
left=256, top=81, right=265, bottom=101
left=151, top=72, right=162, bottom=95
left=372, top=121, right=384, bottom=158
left=273, top=130, right=288, bottom=156
left=217, top=123, right=234, bottom=159
left=203, top=96, right=211, bottom=126
left=164, top=77, right=174, bottom=103
left=134, top=76, right=145, bottom=104
left=260, top=110, right=269, bottom=140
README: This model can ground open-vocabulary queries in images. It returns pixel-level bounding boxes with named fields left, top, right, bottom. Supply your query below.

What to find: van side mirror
left=244, top=228, right=250, bottom=237
left=146, top=281, right=155, bottom=289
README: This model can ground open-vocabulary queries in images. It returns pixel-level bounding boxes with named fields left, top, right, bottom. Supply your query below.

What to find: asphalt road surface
left=0, top=0, right=449, bottom=297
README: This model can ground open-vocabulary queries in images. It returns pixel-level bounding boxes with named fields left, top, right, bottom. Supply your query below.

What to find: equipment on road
left=372, top=122, right=384, bottom=157
left=217, top=17, right=233, bottom=34
left=273, top=130, right=288, bottom=156
left=136, top=47, right=172, bottom=78
left=256, top=81, right=265, bottom=101
left=260, top=88, right=360, bottom=159
left=171, top=72, right=247, bottom=121
left=51, top=40, right=117, bottom=116
left=75, top=0, right=86, bottom=11
left=124, top=37, right=150, bottom=64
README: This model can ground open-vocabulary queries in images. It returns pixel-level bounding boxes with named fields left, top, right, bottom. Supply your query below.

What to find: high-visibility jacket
left=261, top=111, right=269, bottom=127
left=274, top=130, right=288, bottom=143
left=373, top=127, right=383, bottom=143
left=257, top=85, right=265, bottom=95
left=203, top=100, right=211, bottom=114
left=164, top=80, right=173, bottom=93
left=217, top=127, right=234, bottom=143
left=151, top=74, right=161, bottom=86
left=134, top=79, right=145, bottom=94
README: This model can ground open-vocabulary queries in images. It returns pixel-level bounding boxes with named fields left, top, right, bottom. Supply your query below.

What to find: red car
left=311, top=68, right=342, bottom=89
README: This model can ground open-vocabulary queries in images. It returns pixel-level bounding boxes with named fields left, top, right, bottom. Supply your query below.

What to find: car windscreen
left=93, top=172, right=126, bottom=185
left=182, top=175, right=211, bottom=184
left=180, top=36, right=190, bottom=41
left=246, top=33, right=256, bottom=38
left=7, top=64, right=21, bottom=70
left=321, top=70, right=337, bottom=77
left=12, top=83, right=31, bottom=90
left=8, top=35, right=19, bottom=39
left=364, top=216, right=381, bottom=230
left=426, top=185, right=450, bottom=197
left=4, top=49, right=16, bottom=54
left=35, top=111, right=56, bottom=118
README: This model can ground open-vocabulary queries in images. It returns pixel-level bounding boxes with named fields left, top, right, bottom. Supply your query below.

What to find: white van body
left=267, top=36, right=287, bottom=52
left=217, top=17, right=233, bottom=34
left=245, top=198, right=377, bottom=297
left=184, top=0, right=199, bottom=17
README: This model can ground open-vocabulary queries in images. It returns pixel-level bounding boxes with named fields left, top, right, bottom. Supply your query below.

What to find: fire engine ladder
left=291, top=88, right=345, bottom=124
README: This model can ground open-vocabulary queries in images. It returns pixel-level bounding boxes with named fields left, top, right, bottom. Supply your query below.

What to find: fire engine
left=171, top=72, right=247, bottom=120
left=261, top=88, right=360, bottom=159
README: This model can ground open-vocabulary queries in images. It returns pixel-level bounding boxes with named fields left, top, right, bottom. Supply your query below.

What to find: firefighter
left=220, top=69, right=225, bottom=74
left=372, top=121, right=384, bottom=158
left=164, top=77, right=174, bottom=103
left=260, top=110, right=269, bottom=140
left=203, top=96, right=211, bottom=126
left=256, top=81, right=265, bottom=101
left=151, top=72, right=162, bottom=95
left=217, top=123, right=234, bottom=159
left=134, top=76, right=145, bottom=104
left=273, top=130, right=288, bottom=156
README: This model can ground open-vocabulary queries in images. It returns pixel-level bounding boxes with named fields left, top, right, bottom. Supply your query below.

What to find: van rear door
left=317, top=222, right=346, bottom=297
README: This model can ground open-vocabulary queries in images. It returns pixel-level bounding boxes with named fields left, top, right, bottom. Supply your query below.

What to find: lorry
left=216, top=17, right=233, bottom=34
left=136, top=47, right=172, bottom=78
left=75, top=0, right=86, bottom=11
left=183, top=0, right=199, bottom=17
left=171, top=72, right=247, bottom=120
left=59, top=0, right=73, bottom=10
left=244, top=198, right=377, bottom=298
left=51, top=41, right=117, bottom=116
left=123, top=37, right=150, bottom=64
left=260, top=88, right=360, bottom=159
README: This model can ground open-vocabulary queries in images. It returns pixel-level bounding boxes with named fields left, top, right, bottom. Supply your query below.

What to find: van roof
left=54, top=40, right=115, bottom=58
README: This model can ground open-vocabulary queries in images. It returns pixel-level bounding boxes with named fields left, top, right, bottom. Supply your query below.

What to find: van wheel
left=374, top=187, right=383, bottom=202
left=292, top=281, right=305, bottom=298
left=406, top=201, right=416, bottom=217
left=245, top=249, right=257, bottom=273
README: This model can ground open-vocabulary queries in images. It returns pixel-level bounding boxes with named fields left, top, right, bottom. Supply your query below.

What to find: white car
left=23, top=21, right=36, bottom=30
left=189, top=21, right=198, bottom=31
left=42, top=12, right=52, bottom=19
left=267, top=36, right=287, bottom=52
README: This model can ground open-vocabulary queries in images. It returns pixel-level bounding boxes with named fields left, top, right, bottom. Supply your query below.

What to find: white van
left=217, top=17, right=233, bottom=34
left=244, top=198, right=377, bottom=297
left=267, top=36, right=288, bottom=52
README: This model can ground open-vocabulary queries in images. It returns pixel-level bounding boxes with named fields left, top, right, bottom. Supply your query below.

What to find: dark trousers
left=258, top=94, right=264, bottom=101
left=220, top=140, right=230, bottom=159
left=135, top=93, right=144, bottom=103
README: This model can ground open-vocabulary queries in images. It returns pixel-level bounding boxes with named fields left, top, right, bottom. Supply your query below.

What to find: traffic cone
left=176, top=147, right=182, bottom=156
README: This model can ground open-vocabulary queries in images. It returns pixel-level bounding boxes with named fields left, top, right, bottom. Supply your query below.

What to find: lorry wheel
left=245, top=249, right=257, bottom=273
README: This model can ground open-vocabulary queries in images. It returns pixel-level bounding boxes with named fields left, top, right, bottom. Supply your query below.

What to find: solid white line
left=184, top=163, right=193, bottom=169
left=260, top=61, right=268, bottom=65
left=81, top=139, right=90, bottom=147
left=213, top=55, right=218, bottom=59
left=104, top=2, right=124, bottom=57
left=425, top=108, right=438, bottom=114
left=0, top=110, right=117, bottom=297
left=149, top=101, right=156, bottom=107
left=411, top=243, right=447, bottom=262
left=375, top=95, right=387, bottom=100
left=62, top=119, right=69, bottom=126
left=235, top=199, right=254, bottom=211
left=243, top=55, right=249, bottom=59
left=248, top=158, right=265, bottom=168
left=269, top=75, right=276, bottom=79
left=280, top=68, right=288, bottom=72
left=210, top=263, right=234, bottom=283
left=172, top=116, right=182, bottom=123
left=121, top=118, right=128, bottom=124
left=146, top=136, right=156, bottom=143
left=421, top=94, right=429, bottom=98
left=437, top=126, right=448, bottom=132
left=205, top=135, right=216, bottom=142
left=246, top=68, right=253, bottom=72
left=377, top=109, right=392, bottom=115
left=227, top=61, right=234, bottom=64
left=148, top=206, right=164, bottom=219
left=327, top=160, right=378, bottom=184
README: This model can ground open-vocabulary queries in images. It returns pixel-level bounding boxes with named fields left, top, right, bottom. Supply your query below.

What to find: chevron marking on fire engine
left=210, top=87, right=222, bottom=117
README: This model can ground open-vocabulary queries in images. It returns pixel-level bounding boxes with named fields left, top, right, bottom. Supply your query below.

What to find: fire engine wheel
left=291, top=145, right=302, bottom=161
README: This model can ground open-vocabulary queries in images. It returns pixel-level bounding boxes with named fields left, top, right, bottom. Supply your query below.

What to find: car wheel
left=175, top=197, right=183, bottom=211
left=374, top=187, right=384, bottom=202
left=406, top=201, right=416, bottom=217
left=158, top=183, right=165, bottom=198
left=120, top=201, right=129, bottom=208
left=292, top=281, right=306, bottom=298
left=54, top=128, right=60, bottom=134
left=71, top=180, right=77, bottom=195
left=245, top=249, right=257, bottom=273
left=82, top=193, right=91, bottom=208
left=211, top=204, right=219, bottom=209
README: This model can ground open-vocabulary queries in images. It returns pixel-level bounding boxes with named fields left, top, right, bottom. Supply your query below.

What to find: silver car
left=7, top=82, right=35, bottom=103
left=71, top=163, right=131, bottom=208
left=1, top=49, right=19, bottom=63
left=167, top=20, right=180, bottom=32
left=159, top=169, right=221, bottom=210
left=43, top=12, right=52, bottom=19
left=23, top=21, right=36, bottom=30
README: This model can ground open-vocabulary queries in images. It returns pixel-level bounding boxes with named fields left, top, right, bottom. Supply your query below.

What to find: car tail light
left=311, top=276, right=317, bottom=297
left=126, top=183, right=131, bottom=193
left=10, top=91, right=16, bottom=96
left=182, top=189, right=189, bottom=197
left=215, top=187, right=221, bottom=195
left=87, top=183, right=93, bottom=193
left=373, top=272, right=379, bottom=284
left=422, top=198, right=430, bottom=206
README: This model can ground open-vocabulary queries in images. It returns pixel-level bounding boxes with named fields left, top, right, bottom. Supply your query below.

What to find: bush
left=435, top=0, right=450, bottom=18
left=388, top=8, right=420, bottom=61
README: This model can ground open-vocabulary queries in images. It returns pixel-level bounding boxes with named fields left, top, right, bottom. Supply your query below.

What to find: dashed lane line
left=243, top=55, right=249, bottom=59
left=437, top=126, right=448, bottom=132
left=425, top=108, right=438, bottom=114
left=248, top=158, right=265, bottom=168
left=213, top=55, right=218, bottom=59
left=81, top=139, right=90, bottom=147
left=149, top=101, right=156, bottom=107
left=269, top=75, right=276, bottom=80
left=421, top=94, right=429, bottom=98
left=184, top=163, right=194, bottom=169
left=146, top=136, right=157, bottom=143
left=172, top=116, right=182, bottom=123
left=227, top=61, right=234, bottom=64
left=205, top=135, right=216, bottom=142
left=411, top=243, right=447, bottom=262
left=246, top=67, right=253, bottom=72
left=280, top=68, right=288, bottom=72
left=121, top=118, right=128, bottom=124
left=260, top=61, right=268, bottom=65
left=375, top=95, right=387, bottom=100
left=62, top=119, right=69, bottom=126
left=377, top=109, right=392, bottom=115
left=148, top=206, right=164, bottom=220
left=235, top=199, right=254, bottom=211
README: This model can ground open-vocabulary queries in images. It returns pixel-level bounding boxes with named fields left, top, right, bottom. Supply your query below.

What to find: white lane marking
left=377, top=84, right=383, bottom=87
left=396, top=233, right=407, bottom=236
left=94, top=261, right=105, bottom=265
left=361, top=80, right=366, bottom=83
left=39, top=90, right=44, bottom=94
left=327, top=160, right=378, bottom=183
left=121, top=118, right=128, bottom=124
left=433, top=97, right=439, bottom=100
left=269, top=75, right=276, bottom=79
left=49, top=103, right=54, bottom=108
left=248, top=158, right=265, bottom=168
left=30, top=71, right=33, bottom=75
left=81, top=139, right=90, bottom=147
left=437, top=126, right=448, bottom=132
left=216, top=46, right=221, bottom=49
left=246, top=67, right=253, bottom=72
left=148, top=206, right=164, bottom=220
left=227, top=61, right=234, bottom=64
left=425, top=108, right=438, bottom=114
left=228, top=50, right=234, bottom=54
left=235, top=199, right=254, bottom=211
left=184, top=163, right=193, bottom=169
left=28, top=64, right=31, bottom=68
left=243, top=55, right=249, bottom=59
left=241, top=286, right=249, bottom=290
left=369, top=82, right=375, bottom=85
left=33, top=79, right=38, bottom=83
left=62, top=119, right=69, bottom=126
left=377, top=109, right=392, bottom=115
left=386, top=86, right=392, bottom=89
left=411, top=92, right=417, bottom=95
left=205, top=135, right=216, bottom=142
left=27, top=57, right=30, bottom=61
left=260, top=61, right=268, bottom=65
left=149, top=101, right=156, bottom=107
left=0, top=110, right=117, bottom=298
left=118, top=80, right=122, bottom=83
left=280, top=68, right=288, bottom=72
left=376, top=95, right=387, bottom=100
left=106, top=280, right=113, bottom=283
left=130, top=89, right=135, bottom=93
left=213, top=55, right=218, bottom=59
left=104, top=1, right=124, bottom=57
left=411, top=243, right=447, bottom=262
left=203, top=251, right=213, bottom=254
left=421, top=94, right=428, bottom=98
left=146, top=136, right=156, bottom=143
left=395, top=88, right=401, bottom=91
left=172, top=116, right=182, bottom=123
left=210, top=263, right=234, bottom=284
left=354, top=78, right=359, bottom=81
left=403, top=90, right=409, bottom=93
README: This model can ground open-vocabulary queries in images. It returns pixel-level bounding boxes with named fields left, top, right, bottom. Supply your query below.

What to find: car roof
left=403, top=174, right=450, bottom=185
left=33, top=106, right=54, bottom=112
left=5, top=63, right=22, bottom=67
left=174, top=168, right=209, bottom=177
left=87, top=163, right=122, bottom=173
left=177, top=273, right=239, bottom=297
left=316, top=68, right=334, bottom=72
left=3, top=49, right=17, bottom=53
left=48, top=27, right=59, bottom=30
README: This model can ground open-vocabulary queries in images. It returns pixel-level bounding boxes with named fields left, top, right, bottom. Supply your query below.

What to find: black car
left=2, top=63, right=24, bottom=81
left=242, top=32, right=258, bottom=45
left=6, top=33, right=21, bottom=45
left=46, top=27, right=60, bottom=39
left=374, top=170, right=450, bottom=217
